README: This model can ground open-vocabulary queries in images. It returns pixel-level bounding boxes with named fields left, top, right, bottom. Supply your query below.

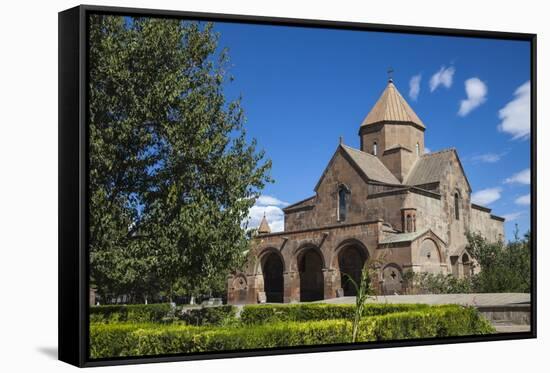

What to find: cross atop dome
left=387, top=66, right=394, bottom=83
left=358, top=78, right=427, bottom=182
left=360, top=79, right=425, bottom=129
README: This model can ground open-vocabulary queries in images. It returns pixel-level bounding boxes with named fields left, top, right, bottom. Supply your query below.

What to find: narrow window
left=338, top=187, right=348, bottom=221
left=454, top=193, right=460, bottom=220
left=373, top=142, right=378, bottom=156
left=406, top=215, right=412, bottom=232
left=416, top=142, right=419, bottom=155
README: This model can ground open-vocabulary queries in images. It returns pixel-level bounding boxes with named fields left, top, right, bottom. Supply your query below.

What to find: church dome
left=360, top=80, right=425, bottom=129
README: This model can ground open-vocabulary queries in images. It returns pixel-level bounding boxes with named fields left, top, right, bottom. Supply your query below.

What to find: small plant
left=343, top=256, right=383, bottom=343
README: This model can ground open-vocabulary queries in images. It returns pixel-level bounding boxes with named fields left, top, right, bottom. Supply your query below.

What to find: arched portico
left=333, top=239, right=369, bottom=296
left=262, top=253, right=284, bottom=302
left=256, top=248, right=285, bottom=303
left=296, top=246, right=325, bottom=302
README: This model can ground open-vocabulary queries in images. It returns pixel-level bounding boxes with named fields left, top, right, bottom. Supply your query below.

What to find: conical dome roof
left=360, top=81, right=425, bottom=129
left=257, top=213, right=271, bottom=234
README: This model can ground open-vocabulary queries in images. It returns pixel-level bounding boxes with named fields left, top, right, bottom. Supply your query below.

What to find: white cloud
left=471, top=152, right=503, bottom=163
left=471, top=187, right=502, bottom=205
left=430, top=66, right=455, bottom=92
left=409, top=74, right=421, bottom=101
left=498, top=81, right=530, bottom=140
left=515, top=194, right=530, bottom=206
left=246, top=195, right=288, bottom=232
left=256, top=195, right=288, bottom=207
left=501, top=212, right=523, bottom=222
left=504, top=168, right=530, bottom=185
left=424, top=147, right=431, bottom=154
left=458, top=78, right=487, bottom=116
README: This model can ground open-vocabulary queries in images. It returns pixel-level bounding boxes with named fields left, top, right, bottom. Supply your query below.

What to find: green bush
left=90, top=320, right=353, bottom=358
left=90, top=305, right=494, bottom=358
left=365, top=306, right=494, bottom=340
left=240, top=303, right=431, bottom=324
left=90, top=303, right=173, bottom=323
left=179, top=305, right=237, bottom=326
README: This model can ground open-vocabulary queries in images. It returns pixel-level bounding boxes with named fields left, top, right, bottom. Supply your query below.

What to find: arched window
left=416, top=143, right=419, bottom=155
left=406, top=214, right=412, bottom=232
left=373, top=142, right=378, bottom=156
left=454, top=192, right=460, bottom=220
left=338, top=186, right=348, bottom=221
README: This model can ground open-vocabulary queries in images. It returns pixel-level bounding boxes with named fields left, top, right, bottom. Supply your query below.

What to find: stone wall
left=227, top=221, right=382, bottom=304
left=360, top=123, right=425, bottom=160
left=285, top=150, right=371, bottom=232
left=471, top=205, right=505, bottom=242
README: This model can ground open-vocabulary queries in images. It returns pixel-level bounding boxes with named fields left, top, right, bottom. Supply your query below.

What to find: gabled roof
left=282, top=195, right=316, bottom=212
left=379, top=228, right=447, bottom=246
left=404, top=148, right=472, bottom=192
left=314, top=144, right=401, bottom=191
left=339, top=144, right=401, bottom=184
left=360, top=81, right=425, bottom=129
left=379, top=229, right=430, bottom=244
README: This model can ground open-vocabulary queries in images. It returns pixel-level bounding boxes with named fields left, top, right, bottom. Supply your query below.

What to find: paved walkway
left=493, top=324, right=531, bottom=333
left=320, top=293, right=530, bottom=307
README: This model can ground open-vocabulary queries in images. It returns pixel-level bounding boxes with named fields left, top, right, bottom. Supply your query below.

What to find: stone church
left=227, top=79, right=505, bottom=305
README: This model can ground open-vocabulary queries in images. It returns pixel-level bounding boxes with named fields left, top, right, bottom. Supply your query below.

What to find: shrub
left=240, top=303, right=431, bottom=324
left=90, top=320, right=353, bottom=358
left=365, top=305, right=494, bottom=340
left=89, top=303, right=173, bottom=323
left=404, top=272, right=473, bottom=294
left=90, top=305, right=494, bottom=358
left=179, top=305, right=237, bottom=326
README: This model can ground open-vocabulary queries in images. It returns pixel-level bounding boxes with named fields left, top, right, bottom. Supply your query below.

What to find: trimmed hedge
left=89, top=303, right=173, bottom=323
left=240, top=303, right=431, bottom=324
left=179, top=305, right=237, bottom=326
left=90, top=305, right=495, bottom=358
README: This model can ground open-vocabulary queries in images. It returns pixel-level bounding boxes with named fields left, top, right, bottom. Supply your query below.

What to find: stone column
left=283, top=271, right=300, bottom=303
left=246, top=274, right=263, bottom=304
left=323, top=268, right=340, bottom=300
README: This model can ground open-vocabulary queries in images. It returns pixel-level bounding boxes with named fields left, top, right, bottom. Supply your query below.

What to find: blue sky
left=211, top=22, right=531, bottom=241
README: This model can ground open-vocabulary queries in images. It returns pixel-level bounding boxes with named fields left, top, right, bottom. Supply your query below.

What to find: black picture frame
left=59, top=4, right=537, bottom=367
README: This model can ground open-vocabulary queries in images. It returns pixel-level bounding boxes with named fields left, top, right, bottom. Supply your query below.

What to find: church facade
left=227, top=79, right=505, bottom=305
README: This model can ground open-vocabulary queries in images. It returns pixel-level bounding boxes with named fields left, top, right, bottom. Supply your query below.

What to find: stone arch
left=420, top=238, right=443, bottom=262
left=332, top=239, right=370, bottom=296
left=453, top=188, right=463, bottom=221
left=418, top=238, right=443, bottom=274
left=254, top=247, right=286, bottom=303
left=292, top=243, right=326, bottom=272
left=230, top=274, right=249, bottom=304
left=337, top=184, right=351, bottom=222
left=296, top=245, right=325, bottom=302
left=381, top=263, right=404, bottom=295
left=461, top=252, right=472, bottom=279
left=255, top=247, right=287, bottom=274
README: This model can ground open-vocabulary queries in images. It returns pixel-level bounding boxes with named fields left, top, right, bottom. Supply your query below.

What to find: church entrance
left=299, top=249, right=324, bottom=302
left=338, top=246, right=366, bottom=296
left=262, top=253, right=284, bottom=303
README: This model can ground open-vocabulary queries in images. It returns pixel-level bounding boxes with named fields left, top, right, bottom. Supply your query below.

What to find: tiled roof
left=404, top=149, right=454, bottom=186
left=379, top=229, right=430, bottom=244
left=341, top=145, right=400, bottom=185
left=283, top=195, right=315, bottom=211
left=360, top=81, right=425, bottom=128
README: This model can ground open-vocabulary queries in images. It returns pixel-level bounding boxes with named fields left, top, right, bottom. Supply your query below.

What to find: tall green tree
left=467, top=228, right=531, bottom=293
left=88, top=15, right=271, bottom=302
